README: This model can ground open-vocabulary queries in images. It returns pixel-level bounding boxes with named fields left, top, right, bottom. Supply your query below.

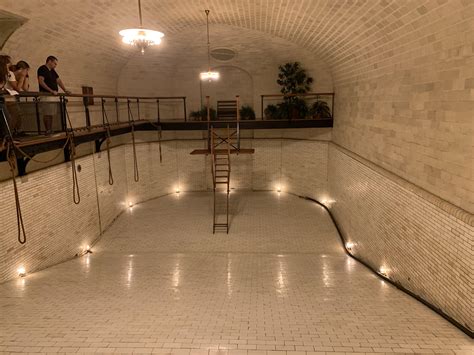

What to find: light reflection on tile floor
left=0, top=192, right=472, bottom=354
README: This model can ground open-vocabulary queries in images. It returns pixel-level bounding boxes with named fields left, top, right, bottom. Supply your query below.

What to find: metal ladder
left=211, top=125, right=231, bottom=233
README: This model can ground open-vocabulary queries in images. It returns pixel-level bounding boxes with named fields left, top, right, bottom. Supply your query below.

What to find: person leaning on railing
left=37, top=55, right=71, bottom=135
left=0, top=55, right=21, bottom=92
left=11, top=60, right=30, bottom=92
left=0, top=55, right=24, bottom=136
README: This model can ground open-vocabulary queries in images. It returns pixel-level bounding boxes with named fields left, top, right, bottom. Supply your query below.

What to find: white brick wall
left=0, top=130, right=471, bottom=332
left=327, top=143, right=473, bottom=332
left=1, top=0, right=472, bottom=334
left=94, top=144, right=128, bottom=232
left=2, top=0, right=471, bottom=211
left=0, top=129, right=330, bottom=283
left=0, top=152, right=101, bottom=282
left=332, top=1, right=474, bottom=213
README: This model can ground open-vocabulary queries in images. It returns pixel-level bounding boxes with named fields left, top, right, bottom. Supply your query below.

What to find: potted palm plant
left=276, top=62, right=313, bottom=119
left=310, top=100, right=331, bottom=119
left=189, top=107, right=217, bottom=121
left=239, top=105, right=256, bottom=120
left=264, top=104, right=278, bottom=120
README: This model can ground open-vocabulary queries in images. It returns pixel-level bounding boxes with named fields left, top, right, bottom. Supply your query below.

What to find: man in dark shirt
left=37, top=56, right=71, bottom=134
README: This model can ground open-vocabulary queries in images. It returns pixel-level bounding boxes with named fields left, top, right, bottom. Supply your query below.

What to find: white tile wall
left=327, top=143, right=473, bottom=332
left=0, top=130, right=471, bottom=334
left=2, top=0, right=471, bottom=213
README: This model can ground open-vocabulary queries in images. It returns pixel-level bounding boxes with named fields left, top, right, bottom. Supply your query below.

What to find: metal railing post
left=156, top=99, right=160, bottom=124
left=127, top=99, right=132, bottom=123
left=34, top=96, right=41, bottom=134
left=261, top=95, right=264, bottom=120
left=115, top=97, right=119, bottom=123
left=183, top=97, right=187, bottom=122
left=60, top=96, right=68, bottom=131
left=101, top=98, right=106, bottom=125
left=331, top=93, right=335, bottom=119
left=136, top=98, right=141, bottom=120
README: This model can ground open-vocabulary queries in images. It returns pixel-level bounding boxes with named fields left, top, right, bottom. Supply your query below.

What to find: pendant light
left=119, top=0, right=164, bottom=55
left=200, top=10, right=219, bottom=81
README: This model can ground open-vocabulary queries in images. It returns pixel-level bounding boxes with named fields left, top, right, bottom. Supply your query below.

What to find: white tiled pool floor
left=0, top=192, right=472, bottom=354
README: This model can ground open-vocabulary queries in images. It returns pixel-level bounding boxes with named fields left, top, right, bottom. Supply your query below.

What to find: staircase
left=211, top=125, right=232, bottom=233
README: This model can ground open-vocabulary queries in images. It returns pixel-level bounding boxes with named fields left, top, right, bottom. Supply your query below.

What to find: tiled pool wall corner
left=327, top=143, right=473, bottom=333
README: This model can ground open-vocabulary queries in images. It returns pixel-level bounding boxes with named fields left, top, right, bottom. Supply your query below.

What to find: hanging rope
left=66, top=130, right=80, bottom=204
left=145, top=118, right=163, bottom=163
left=6, top=142, right=26, bottom=244
left=101, top=99, right=114, bottom=185
left=131, top=122, right=139, bottom=182
left=127, top=101, right=140, bottom=182
left=158, top=125, right=162, bottom=164
left=64, top=101, right=81, bottom=205
left=105, top=128, right=114, bottom=185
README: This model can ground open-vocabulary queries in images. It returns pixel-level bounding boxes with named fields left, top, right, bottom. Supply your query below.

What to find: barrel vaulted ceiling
left=2, top=0, right=471, bottom=87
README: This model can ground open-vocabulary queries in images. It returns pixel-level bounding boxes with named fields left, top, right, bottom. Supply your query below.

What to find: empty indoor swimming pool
left=0, top=192, right=471, bottom=354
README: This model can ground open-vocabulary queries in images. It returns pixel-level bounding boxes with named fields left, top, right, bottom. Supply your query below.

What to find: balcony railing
left=1, top=92, right=187, bottom=136
left=1, top=91, right=335, bottom=143
left=260, top=92, right=335, bottom=120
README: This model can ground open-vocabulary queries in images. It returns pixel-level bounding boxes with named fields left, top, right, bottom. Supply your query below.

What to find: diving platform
left=190, top=148, right=254, bottom=155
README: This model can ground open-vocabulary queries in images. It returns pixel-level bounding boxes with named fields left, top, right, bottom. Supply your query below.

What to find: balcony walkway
left=0, top=192, right=471, bottom=354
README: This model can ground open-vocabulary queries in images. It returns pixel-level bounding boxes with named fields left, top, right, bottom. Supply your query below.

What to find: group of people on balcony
left=0, top=54, right=70, bottom=95
left=0, top=55, right=71, bottom=136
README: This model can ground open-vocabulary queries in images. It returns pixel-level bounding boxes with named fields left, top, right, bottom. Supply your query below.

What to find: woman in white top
left=11, top=61, right=30, bottom=92
left=0, top=55, right=24, bottom=134
left=0, top=55, right=22, bottom=93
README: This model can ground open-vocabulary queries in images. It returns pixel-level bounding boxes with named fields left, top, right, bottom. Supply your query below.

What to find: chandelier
left=119, top=0, right=164, bottom=55
left=200, top=10, right=219, bottom=81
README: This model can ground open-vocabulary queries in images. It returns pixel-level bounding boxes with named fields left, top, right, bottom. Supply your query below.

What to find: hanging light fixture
left=200, top=10, right=219, bottom=81
left=119, top=0, right=164, bottom=55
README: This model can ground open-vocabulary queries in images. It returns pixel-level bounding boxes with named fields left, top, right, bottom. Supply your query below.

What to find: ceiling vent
left=210, top=48, right=236, bottom=62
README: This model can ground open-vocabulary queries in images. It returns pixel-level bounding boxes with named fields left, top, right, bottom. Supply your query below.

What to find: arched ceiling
left=1, top=0, right=466, bottom=87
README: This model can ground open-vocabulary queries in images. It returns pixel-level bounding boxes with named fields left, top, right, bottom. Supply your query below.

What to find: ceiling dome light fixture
left=119, top=0, right=164, bottom=55
left=200, top=10, right=219, bottom=81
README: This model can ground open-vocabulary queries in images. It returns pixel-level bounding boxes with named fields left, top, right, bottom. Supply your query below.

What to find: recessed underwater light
left=18, top=266, right=26, bottom=277
left=379, top=266, right=389, bottom=277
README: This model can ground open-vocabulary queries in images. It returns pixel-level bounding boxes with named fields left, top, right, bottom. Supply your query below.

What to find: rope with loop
left=105, top=127, right=114, bottom=185
left=64, top=101, right=80, bottom=204
left=101, top=99, right=114, bottom=185
left=158, top=125, right=162, bottom=163
left=145, top=118, right=163, bottom=163
left=6, top=141, right=26, bottom=244
left=127, top=101, right=140, bottom=182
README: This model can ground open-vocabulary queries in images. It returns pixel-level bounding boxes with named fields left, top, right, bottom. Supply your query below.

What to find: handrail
left=261, top=92, right=335, bottom=98
left=1, top=91, right=187, bottom=135
left=1, top=91, right=186, bottom=100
